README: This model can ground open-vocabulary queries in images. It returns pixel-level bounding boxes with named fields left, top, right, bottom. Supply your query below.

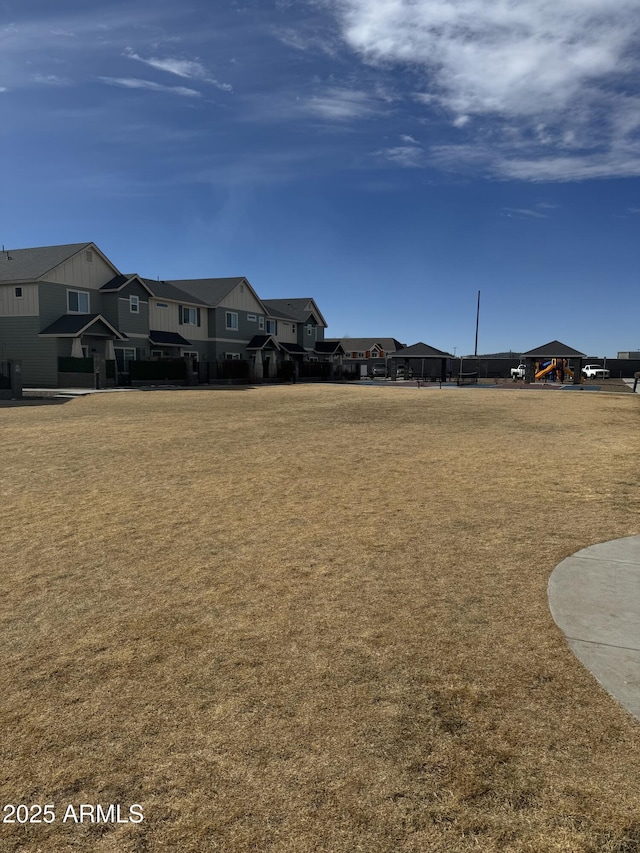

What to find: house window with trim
left=67, top=290, right=90, bottom=313
left=226, top=311, right=239, bottom=330
left=225, top=352, right=241, bottom=360
left=130, top=295, right=139, bottom=313
left=151, top=350, right=164, bottom=359
left=258, top=316, right=265, bottom=330
left=306, top=323, right=314, bottom=336
left=266, top=319, right=277, bottom=334
left=247, top=314, right=257, bottom=322
left=14, top=287, right=22, bottom=298
left=182, top=350, right=199, bottom=362
left=179, top=306, right=201, bottom=326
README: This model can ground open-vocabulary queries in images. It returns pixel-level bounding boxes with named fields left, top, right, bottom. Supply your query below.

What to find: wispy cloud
left=330, top=0, right=640, bottom=180
left=375, top=145, right=424, bottom=167
left=123, top=48, right=232, bottom=92
left=305, top=87, right=382, bottom=120
left=99, top=77, right=200, bottom=98
left=502, top=207, right=548, bottom=219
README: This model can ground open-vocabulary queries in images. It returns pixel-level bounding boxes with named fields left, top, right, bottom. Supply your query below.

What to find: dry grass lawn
left=1, top=384, right=639, bottom=852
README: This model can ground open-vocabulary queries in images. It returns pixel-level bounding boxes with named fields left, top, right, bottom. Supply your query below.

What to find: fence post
left=9, top=360, right=23, bottom=399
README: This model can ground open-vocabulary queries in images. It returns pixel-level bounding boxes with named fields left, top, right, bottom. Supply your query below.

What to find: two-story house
left=0, top=243, right=336, bottom=386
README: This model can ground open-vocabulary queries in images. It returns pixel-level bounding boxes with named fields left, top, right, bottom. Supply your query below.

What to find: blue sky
left=2, top=0, right=640, bottom=356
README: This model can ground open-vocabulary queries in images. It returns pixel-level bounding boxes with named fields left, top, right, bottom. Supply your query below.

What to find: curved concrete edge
left=548, top=535, right=640, bottom=722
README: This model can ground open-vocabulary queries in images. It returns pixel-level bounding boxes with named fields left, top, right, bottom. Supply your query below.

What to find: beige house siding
left=149, top=300, right=208, bottom=340
left=0, top=283, right=39, bottom=317
left=45, top=248, right=117, bottom=290
left=219, top=283, right=264, bottom=314
left=274, top=321, right=297, bottom=344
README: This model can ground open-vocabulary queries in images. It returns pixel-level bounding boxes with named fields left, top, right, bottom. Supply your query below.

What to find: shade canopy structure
left=392, top=342, right=453, bottom=381
left=521, top=340, right=586, bottom=384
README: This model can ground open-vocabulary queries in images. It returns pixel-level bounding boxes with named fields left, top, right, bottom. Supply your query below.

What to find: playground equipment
left=534, top=358, right=574, bottom=382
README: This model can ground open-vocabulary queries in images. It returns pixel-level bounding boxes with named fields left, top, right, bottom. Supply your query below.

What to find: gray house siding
left=117, top=297, right=150, bottom=338
left=0, top=317, right=58, bottom=386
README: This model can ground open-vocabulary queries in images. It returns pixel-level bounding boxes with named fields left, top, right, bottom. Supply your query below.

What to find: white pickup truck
left=510, top=364, right=526, bottom=379
left=582, top=364, right=610, bottom=379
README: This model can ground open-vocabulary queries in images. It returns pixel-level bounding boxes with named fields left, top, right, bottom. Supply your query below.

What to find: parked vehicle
left=510, top=364, right=526, bottom=379
left=582, top=364, right=610, bottom=379
left=370, top=365, right=387, bottom=378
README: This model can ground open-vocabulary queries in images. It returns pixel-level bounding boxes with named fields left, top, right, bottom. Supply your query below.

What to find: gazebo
left=391, top=342, right=453, bottom=381
left=521, top=340, right=586, bottom=384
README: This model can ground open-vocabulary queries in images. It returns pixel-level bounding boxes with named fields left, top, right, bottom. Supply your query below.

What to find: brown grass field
left=1, top=384, right=639, bottom=852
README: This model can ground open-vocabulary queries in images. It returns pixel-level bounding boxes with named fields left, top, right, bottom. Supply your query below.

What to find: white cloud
left=305, top=87, right=381, bottom=120
left=502, top=207, right=548, bottom=219
left=330, top=0, right=640, bottom=179
left=399, top=133, right=419, bottom=144
left=376, top=145, right=424, bottom=167
left=123, top=49, right=232, bottom=91
left=99, top=77, right=200, bottom=98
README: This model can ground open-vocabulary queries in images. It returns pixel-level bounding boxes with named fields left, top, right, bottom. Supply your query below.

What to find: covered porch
left=39, top=313, right=127, bottom=388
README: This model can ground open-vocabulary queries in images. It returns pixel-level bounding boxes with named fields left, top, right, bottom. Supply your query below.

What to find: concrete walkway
left=548, top=535, right=640, bottom=722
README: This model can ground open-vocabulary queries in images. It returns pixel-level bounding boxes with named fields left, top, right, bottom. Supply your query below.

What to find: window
left=151, top=350, right=163, bottom=359
left=114, top=347, right=136, bottom=370
left=258, top=316, right=264, bottom=330
left=306, top=323, right=314, bottom=336
left=225, top=352, right=241, bottom=360
left=182, top=350, right=199, bottom=361
left=130, top=295, right=139, bottom=313
left=14, top=287, right=22, bottom=298
left=179, top=306, right=200, bottom=326
left=266, top=319, right=277, bottom=334
left=156, top=302, right=168, bottom=309
left=291, top=324, right=296, bottom=333
left=247, top=314, right=257, bottom=322
left=68, top=290, right=90, bottom=313
left=357, top=352, right=365, bottom=358
left=226, top=311, right=239, bottom=330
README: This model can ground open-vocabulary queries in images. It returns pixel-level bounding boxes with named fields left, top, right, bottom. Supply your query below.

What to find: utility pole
left=474, top=290, right=480, bottom=358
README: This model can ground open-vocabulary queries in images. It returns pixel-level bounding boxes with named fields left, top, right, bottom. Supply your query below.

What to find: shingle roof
left=142, top=278, right=209, bottom=306
left=163, top=277, right=248, bottom=307
left=262, top=298, right=327, bottom=327
left=315, top=341, right=345, bottom=354
left=393, top=342, right=453, bottom=358
left=522, top=340, right=586, bottom=358
left=0, top=243, right=94, bottom=283
left=101, top=274, right=154, bottom=295
left=246, top=335, right=279, bottom=350
left=148, top=330, right=192, bottom=346
left=325, top=337, right=405, bottom=353
left=279, top=342, right=307, bottom=354
left=39, top=313, right=127, bottom=339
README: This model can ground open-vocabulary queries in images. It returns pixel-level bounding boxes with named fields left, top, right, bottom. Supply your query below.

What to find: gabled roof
left=262, top=298, right=327, bottom=327
left=325, top=337, right=405, bottom=353
left=315, top=341, right=345, bottom=355
left=148, top=330, right=192, bottom=346
left=142, top=278, right=209, bottom=306
left=0, top=243, right=105, bottom=283
left=101, top=274, right=154, bottom=295
left=39, top=313, right=127, bottom=339
left=246, top=334, right=280, bottom=350
left=163, top=277, right=263, bottom=309
left=393, top=342, right=453, bottom=358
left=522, top=340, right=586, bottom=358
